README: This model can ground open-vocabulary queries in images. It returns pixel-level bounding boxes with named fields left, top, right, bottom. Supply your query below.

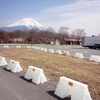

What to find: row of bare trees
left=0, top=27, right=86, bottom=44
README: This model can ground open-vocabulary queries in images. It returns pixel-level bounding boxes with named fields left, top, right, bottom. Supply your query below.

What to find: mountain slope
left=0, top=18, right=46, bottom=32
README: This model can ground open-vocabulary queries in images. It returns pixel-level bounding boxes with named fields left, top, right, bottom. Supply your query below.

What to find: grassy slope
left=0, top=48, right=100, bottom=99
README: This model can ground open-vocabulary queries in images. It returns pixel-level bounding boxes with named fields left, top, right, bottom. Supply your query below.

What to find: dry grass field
left=0, top=48, right=100, bottom=100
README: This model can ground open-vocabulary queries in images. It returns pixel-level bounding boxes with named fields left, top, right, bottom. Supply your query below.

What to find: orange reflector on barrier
left=68, top=81, right=73, bottom=87
left=32, top=68, right=35, bottom=71
left=12, top=62, right=14, bottom=64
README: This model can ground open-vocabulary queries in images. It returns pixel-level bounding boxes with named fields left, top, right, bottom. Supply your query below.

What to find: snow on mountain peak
left=7, top=18, right=45, bottom=30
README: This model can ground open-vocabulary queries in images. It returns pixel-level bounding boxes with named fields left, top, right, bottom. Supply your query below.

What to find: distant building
left=12, top=38, right=24, bottom=43
left=64, top=37, right=82, bottom=45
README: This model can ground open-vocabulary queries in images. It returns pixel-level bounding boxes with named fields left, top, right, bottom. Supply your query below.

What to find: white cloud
left=40, top=0, right=100, bottom=36
left=42, top=0, right=100, bottom=15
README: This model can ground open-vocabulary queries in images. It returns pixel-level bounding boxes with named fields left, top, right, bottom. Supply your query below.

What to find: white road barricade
left=63, top=51, right=70, bottom=56
left=89, top=55, right=100, bottom=63
left=24, top=66, right=47, bottom=85
left=43, top=48, right=48, bottom=52
left=49, top=49, right=55, bottom=53
left=26, top=46, right=30, bottom=49
left=6, top=60, right=23, bottom=73
left=36, top=47, right=40, bottom=50
left=0, top=56, right=8, bottom=66
left=31, top=46, right=35, bottom=49
left=4, top=45, right=9, bottom=48
left=34, top=46, right=37, bottom=49
left=16, top=46, right=21, bottom=48
left=55, top=76, right=92, bottom=100
left=74, top=53, right=84, bottom=59
left=40, top=47, right=44, bottom=51
left=56, top=50, right=62, bottom=55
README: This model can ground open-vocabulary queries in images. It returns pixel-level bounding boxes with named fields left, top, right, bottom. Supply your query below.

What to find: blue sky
left=0, top=0, right=100, bottom=36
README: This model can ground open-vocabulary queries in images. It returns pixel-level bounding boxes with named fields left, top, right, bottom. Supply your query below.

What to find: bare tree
left=58, top=26, right=69, bottom=34
left=72, top=29, right=86, bottom=44
left=58, top=26, right=69, bottom=44
left=47, top=27, right=55, bottom=33
left=21, top=30, right=29, bottom=43
left=58, top=27, right=69, bottom=38
left=72, top=29, right=86, bottom=38
left=39, top=30, right=55, bottom=44
left=8, top=30, right=29, bottom=43
left=28, top=29, right=39, bottom=44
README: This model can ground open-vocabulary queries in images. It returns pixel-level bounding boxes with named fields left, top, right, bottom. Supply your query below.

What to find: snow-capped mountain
left=0, top=18, right=46, bottom=32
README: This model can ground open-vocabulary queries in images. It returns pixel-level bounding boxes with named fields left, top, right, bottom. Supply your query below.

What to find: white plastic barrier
left=63, top=51, right=70, bottom=56
left=0, top=56, right=8, bottom=66
left=36, top=47, right=40, bottom=50
left=34, top=46, right=37, bottom=49
left=56, top=50, right=62, bottom=55
left=55, top=76, right=92, bottom=100
left=6, top=60, right=23, bottom=73
left=49, top=49, right=55, bottom=53
left=31, top=46, right=35, bottom=49
left=89, top=55, right=100, bottom=63
left=4, top=45, right=9, bottom=48
left=40, top=47, right=44, bottom=51
left=74, top=53, right=84, bottom=59
left=16, top=46, right=21, bottom=48
left=43, top=48, right=48, bottom=52
left=24, top=66, right=47, bottom=85
left=26, top=46, right=30, bottom=49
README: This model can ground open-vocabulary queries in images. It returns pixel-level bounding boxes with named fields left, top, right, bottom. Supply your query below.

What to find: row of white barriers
left=0, top=56, right=47, bottom=85
left=3, top=45, right=100, bottom=62
left=0, top=56, right=92, bottom=99
left=74, top=53, right=100, bottom=62
left=33, top=46, right=100, bottom=63
left=4, top=45, right=9, bottom=48
left=3, top=45, right=32, bottom=48
left=32, top=46, right=69, bottom=55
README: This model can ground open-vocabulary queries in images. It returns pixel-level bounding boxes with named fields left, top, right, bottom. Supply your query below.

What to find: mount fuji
left=0, top=18, right=46, bottom=32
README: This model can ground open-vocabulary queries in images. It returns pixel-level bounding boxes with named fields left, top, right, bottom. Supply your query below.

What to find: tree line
left=0, top=27, right=86, bottom=44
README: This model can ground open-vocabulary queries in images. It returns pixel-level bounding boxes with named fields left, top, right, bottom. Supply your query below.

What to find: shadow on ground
left=47, top=90, right=71, bottom=100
